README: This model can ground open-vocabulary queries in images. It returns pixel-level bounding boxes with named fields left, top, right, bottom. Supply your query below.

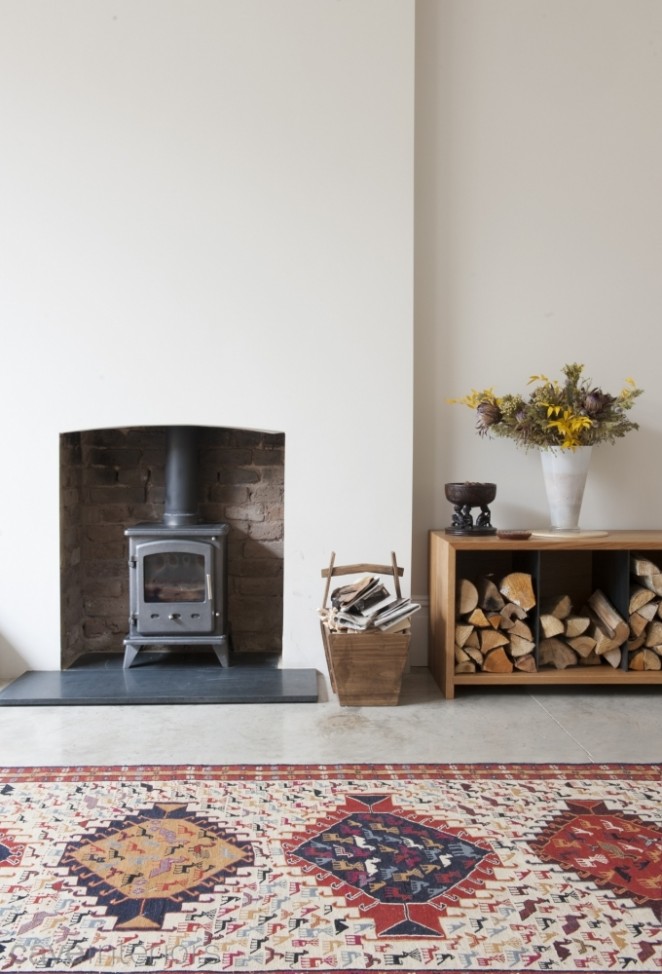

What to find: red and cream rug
left=0, top=764, right=660, bottom=972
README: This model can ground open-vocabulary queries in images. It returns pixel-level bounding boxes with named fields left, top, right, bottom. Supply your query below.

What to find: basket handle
left=391, top=551, right=402, bottom=599
left=321, top=551, right=336, bottom=609
left=320, top=551, right=404, bottom=607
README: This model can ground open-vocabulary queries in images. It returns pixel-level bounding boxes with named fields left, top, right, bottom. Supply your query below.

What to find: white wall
left=4, top=0, right=659, bottom=680
left=413, top=0, right=662, bottom=607
left=0, top=0, right=415, bottom=678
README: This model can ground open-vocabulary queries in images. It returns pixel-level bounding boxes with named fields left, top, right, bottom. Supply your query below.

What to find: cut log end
left=482, top=646, right=513, bottom=673
left=499, top=572, right=536, bottom=611
left=539, top=638, right=578, bottom=670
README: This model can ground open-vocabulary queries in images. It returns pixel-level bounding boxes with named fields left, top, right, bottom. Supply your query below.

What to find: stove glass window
left=144, top=552, right=206, bottom=603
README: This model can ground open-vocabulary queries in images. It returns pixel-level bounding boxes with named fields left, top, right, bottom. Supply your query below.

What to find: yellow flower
left=447, top=388, right=500, bottom=409
left=544, top=409, right=593, bottom=449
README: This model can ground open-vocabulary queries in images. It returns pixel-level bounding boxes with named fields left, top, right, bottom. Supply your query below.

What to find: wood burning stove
left=123, top=426, right=230, bottom=669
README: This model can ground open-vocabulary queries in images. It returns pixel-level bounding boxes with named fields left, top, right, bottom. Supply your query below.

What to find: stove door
left=133, top=539, right=215, bottom=634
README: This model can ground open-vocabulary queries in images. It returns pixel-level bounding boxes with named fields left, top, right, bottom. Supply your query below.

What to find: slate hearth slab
left=0, top=651, right=319, bottom=706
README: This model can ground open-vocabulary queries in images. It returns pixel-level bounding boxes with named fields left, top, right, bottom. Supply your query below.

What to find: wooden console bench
left=429, top=530, right=662, bottom=699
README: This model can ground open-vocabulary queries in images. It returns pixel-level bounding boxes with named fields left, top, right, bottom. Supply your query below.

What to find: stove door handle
left=206, top=573, right=213, bottom=601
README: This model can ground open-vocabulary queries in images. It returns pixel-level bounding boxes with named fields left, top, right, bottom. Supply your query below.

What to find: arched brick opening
left=59, top=425, right=284, bottom=668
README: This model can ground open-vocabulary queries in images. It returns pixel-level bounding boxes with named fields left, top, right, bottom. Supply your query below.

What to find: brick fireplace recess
left=59, top=425, right=284, bottom=669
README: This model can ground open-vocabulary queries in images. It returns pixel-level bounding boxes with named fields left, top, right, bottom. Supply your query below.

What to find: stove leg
left=123, top=643, right=141, bottom=669
left=212, top=638, right=230, bottom=668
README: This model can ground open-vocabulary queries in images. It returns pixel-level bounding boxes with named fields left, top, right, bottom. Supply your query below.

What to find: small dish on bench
left=496, top=530, right=532, bottom=540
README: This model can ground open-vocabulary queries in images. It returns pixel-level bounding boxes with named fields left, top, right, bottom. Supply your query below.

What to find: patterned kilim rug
left=0, top=764, right=660, bottom=973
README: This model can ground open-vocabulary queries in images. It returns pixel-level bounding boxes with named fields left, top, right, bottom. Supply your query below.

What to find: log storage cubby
left=429, top=530, right=662, bottom=698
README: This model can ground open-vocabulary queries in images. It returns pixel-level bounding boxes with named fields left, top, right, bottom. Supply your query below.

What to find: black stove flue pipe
left=163, top=425, right=202, bottom=526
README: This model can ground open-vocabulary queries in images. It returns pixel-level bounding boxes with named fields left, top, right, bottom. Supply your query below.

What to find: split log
left=564, top=614, right=590, bottom=638
left=509, top=633, right=536, bottom=658
left=464, top=630, right=480, bottom=649
left=580, top=651, right=603, bottom=666
left=539, top=637, right=578, bottom=669
left=644, top=620, right=662, bottom=648
left=480, top=629, right=510, bottom=653
left=514, top=654, right=537, bottom=672
left=602, top=647, right=622, bottom=668
left=626, top=633, right=646, bottom=652
left=629, top=648, right=662, bottom=670
left=629, top=602, right=659, bottom=636
left=482, top=646, right=513, bottom=673
left=540, top=613, right=565, bottom=638
left=487, top=613, right=504, bottom=629
left=587, top=590, right=629, bottom=645
left=455, top=645, right=471, bottom=664
left=585, top=591, right=629, bottom=658
left=476, top=576, right=505, bottom=611
left=509, top=619, right=534, bottom=640
left=540, top=594, right=572, bottom=619
left=641, top=574, right=662, bottom=597
left=566, top=635, right=597, bottom=658
left=629, top=585, right=657, bottom=614
left=500, top=602, right=528, bottom=624
left=454, top=661, right=477, bottom=674
left=464, top=646, right=484, bottom=666
left=631, top=554, right=662, bottom=576
left=455, top=624, right=474, bottom=648
left=467, top=607, right=491, bottom=628
left=590, top=623, right=623, bottom=656
left=457, top=578, right=479, bottom=615
left=499, top=572, right=536, bottom=611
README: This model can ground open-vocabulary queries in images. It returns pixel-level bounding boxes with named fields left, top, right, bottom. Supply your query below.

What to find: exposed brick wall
left=59, top=432, right=85, bottom=663
left=59, top=426, right=284, bottom=667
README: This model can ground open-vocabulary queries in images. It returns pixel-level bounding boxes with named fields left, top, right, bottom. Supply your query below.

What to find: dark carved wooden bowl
left=444, top=482, right=496, bottom=507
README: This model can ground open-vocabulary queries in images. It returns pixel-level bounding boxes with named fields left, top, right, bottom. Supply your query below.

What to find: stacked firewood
left=454, top=572, right=641, bottom=673
left=627, top=553, right=662, bottom=671
left=538, top=589, right=628, bottom=669
left=454, top=573, right=537, bottom=674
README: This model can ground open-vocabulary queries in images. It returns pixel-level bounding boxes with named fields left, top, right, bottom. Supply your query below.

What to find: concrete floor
left=0, top=669, right=660, bottom=766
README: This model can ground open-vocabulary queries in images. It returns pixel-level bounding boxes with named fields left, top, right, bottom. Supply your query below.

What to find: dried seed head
left=583, top=389, right=613, bottom=415
left=476, top=400, right=502, bottom=434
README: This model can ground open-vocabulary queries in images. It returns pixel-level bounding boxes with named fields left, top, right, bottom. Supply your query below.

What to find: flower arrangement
left=450, top=362, right=643, bottom=450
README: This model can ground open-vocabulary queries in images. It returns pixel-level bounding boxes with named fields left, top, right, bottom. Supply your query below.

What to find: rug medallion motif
left=0, top=764, right=659, bottom=972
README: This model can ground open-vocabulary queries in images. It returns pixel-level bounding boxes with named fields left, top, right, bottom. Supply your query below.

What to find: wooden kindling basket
left=320, top=551, right=410, bottom=706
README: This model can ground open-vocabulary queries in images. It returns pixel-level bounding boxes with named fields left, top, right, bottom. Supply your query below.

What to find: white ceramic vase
left=540, top=446, right=592, bottom=531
